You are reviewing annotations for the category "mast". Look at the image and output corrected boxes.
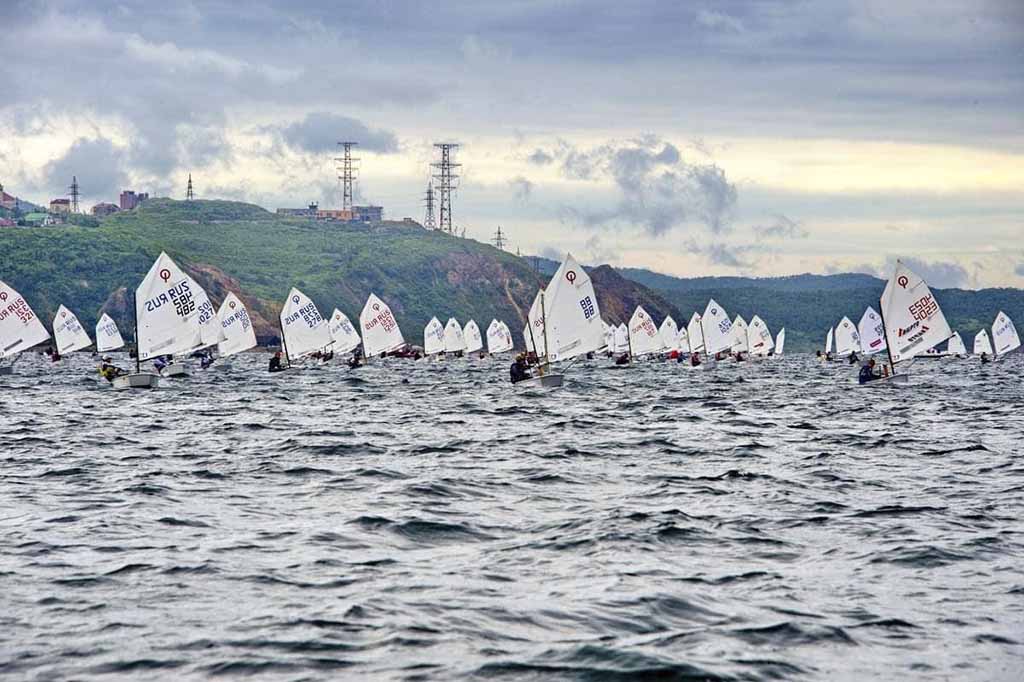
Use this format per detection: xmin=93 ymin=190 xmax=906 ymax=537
xmin=877 ymin=295 xmax=896 ymax=375
xmin=132 ymin=291 xmax=140 ymax=373
xmin=539 ymin=290 xmax=549 ymax=376
xmin=627 ymin=320 xmax=634 ymax=364
xmin=279 ymin=318 xmax=291 ymax=368
xmin=699 ymin=313 xmax=709 ymax=361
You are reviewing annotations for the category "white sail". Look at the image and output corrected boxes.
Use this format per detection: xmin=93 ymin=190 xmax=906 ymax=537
xmin=195 ymin=286 xmax=223 ymax=350
xmin=675 ymin=327 xmax=691 ymax=354
xmin=360 ymin=293 xmax=405 ymax=357
xmin=747 ymin=315 xmax=773 ymax=356
xmin=834 ymin=316 xmax=862 ymax=355
xmin=95 ymin=313 xmax=125 ymax=352
xmin=486 ymin=319 xmax=506 ymax=354
xmin=600 ymin=319 xmax=614 ymax=352
xmin=463 ymin=319 xmax=483 ymax=353
xmin=974 ymin=329 xmax=993 ymax=356
xmin=879 ymin=261 xmax=953 ymax=364
xmin=280 ymin=287 xmax=330 ymax=360
xmin=628 ymin=306 xmax=663 ymax=357
xmin=136 ymin=252 xmax=205 ymax=361
xmin=524 ymin=291 xmax=548 ymax=357
xmin=992 ymin=311 xmax=1021 ymax=357
xmin=444 ymin=318 xmax=466 ymax=353
xmin=659 ymin=316 xmax=678 ymax=351
xmin=687 ymin=313 xmax=705 ymax=353
xmin=217 ymin=292 xmax=257 ymax=358
xmin=327 ymin=308 xmax=361 ymax=354
xmin=947 ymin=331 xmax=966 ymax=356
xmin=613 ymin=323 xmax=629 ymax=353
xmin=701 ymin=299 xmax=733 ymax=355
xmin=775 ymin=328 xmax=786 ymax=355
xmin=858 ymin=306 xmax=887 ymax=355
xmin=540 ymin=253 xmax=604 ymax=362
xmin=53 ymin=305 xmax=92 ymax=353
xmin=0 ymin=280 xmax=51 ymax=359
xmin=730 ymin=315 xmax=749 ymax=353
xmin=825 ymin=326 xmax=834 ymax=354
xmin=424 ymin=317 xmax=445 ymax=355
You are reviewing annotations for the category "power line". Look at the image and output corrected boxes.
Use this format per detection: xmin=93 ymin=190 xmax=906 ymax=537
xmin=431 ymin=143 xmax=460 ymax=234
xmin=335 ymin=142 xmax=359 ymax=212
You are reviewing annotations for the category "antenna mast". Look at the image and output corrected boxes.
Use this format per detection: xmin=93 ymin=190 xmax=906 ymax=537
xmin=186 ymin=173 xmax=194 ymax=201
xmin=335 ymin=142 xmax=359 ymax=211
xmin=431 ymin=143 xmax=460 ymax=234
xmin=69 ymin=176 xmax=80 ymax=213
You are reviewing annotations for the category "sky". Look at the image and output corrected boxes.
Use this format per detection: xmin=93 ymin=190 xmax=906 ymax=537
xmin=2 ymin=0 xmax=1023 ymax=288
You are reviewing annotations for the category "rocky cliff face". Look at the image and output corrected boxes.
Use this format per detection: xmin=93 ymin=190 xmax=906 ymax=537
xmin=589 ymin=265 xmax=681 ymax=326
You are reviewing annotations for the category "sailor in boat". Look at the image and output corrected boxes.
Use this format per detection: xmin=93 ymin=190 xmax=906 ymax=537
xmin=47 ymin=347 xmax=61 ymax=362
xmin=858 ymin=358 xmax=882 ymax=384
xmin=268 ymin=351 xmax=286 ymax=373
xmin=510 ymin=354 xmax=532 ymax=384
xmin=689 ymin=352 xmax=701 ymax=366
xmin=192 ymin=348 xmax=214 ymax=370
xmin=347 ymin=346 xmax=364 ymax=369
xmin=98 ymin=356 xmax=127 ymax=383
xmin=153 ymin=355 xmax=170 ymax=373
xmin=479 ymin=350 xmax=487 ymax=359
xmin=614 ymin=352 xmax=630 ymax=365
xmin=848 ymin=351 xmax=859 ymax=365
xmin=734 ymin=351 xmax=746 ymax=362
xmin=980 ymin=352 xmax=991 ymax=365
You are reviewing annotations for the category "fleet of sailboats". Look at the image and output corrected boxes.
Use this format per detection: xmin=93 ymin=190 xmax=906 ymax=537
xmin=2 ymin=253 xmax=1020 ymax=389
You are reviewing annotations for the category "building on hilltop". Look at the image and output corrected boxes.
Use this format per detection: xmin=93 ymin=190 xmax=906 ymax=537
xmin=276 ymin=202 xmax=319 ymax=218
xmin=352 ymin=205 xmax=383 ymax=222
xmin=317 ymin=208 xmax=353 ymax=221
xmin=119 ymin=190 xmax=149 ymax=211
xmin=0 ymin=218 xmax=15 ymax=228
xmin=49 ymin=198 xmax=71 ymax=214
xmin=22 ymin=212 xmax=52 ymax=227
xmin=92 ymin=202 xmax=120 ymax=217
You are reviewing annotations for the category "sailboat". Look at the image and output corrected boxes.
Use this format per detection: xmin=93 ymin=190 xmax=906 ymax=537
xmin=443 ymin=318 xmax=466 ymax=355
xmin=774 ymin=328 xmax=786 ymax=356
xmin=128 ymin=252 xmax=210 ymax=389
xmin=864 ymin=260 xmax=953 ymax=386
xmin=612 ymin=323 xmax=629 ymax=355
xmin=747 ymin=315 xmax=773 ymax=357
xmin=95 ymin=313 xmax=125 ymax=353
xmin=521 ymin=253 xmax=604 ymax=387
xmin=424 ymin=317 xmax=445 ymax=356
xmin=834 ymin=316 xmax=862 ymax=358
xmin=823 ymin=326 xmax=834 ymax=360
xmin=687 ymin=313 xmax=705 ymax=359
xmin=279 ymin=288 xmax=331 ymax=366
xmin=524 ymin=291 xmax=548 ymax=359
xmin=857 ymin=307 xmax=887 ymax=355
xmin=216 ymin=292 xmax=258 ymax=361
xmin=628 ymin=306 xmax=663 ymax=361
xmin=730 ymin=315 xmax=749 ymax=358
xmin=0 ymin=280 xmax=51 ymax=375
xmin=700 ymin=299 xmax=732 ymax=365
xmin=658 ymin=316 xmax=678 ymax=355
xmin=947 ymin=331 xmax=967 ymax=358
xmin=53 ymin=305 xmax=93 ymax=356
xmin=486 ymin=319 xmax=511 ymax=355
xmin=359 ymin=293 xmax=405 ymax=359
xmin=499 ymin=321 xmax=514 ymax=352
xmin=464 ymin=319 xmax=484 ymax=354
xmin=674 ymin=326 xmax=691 ymax=355
xmin=974 ymin=329 xmax=993 ymax=357
xmin=991 ymin=311 xmax=1021 ymax=360
xmin=328 ymin=308 xmax=361 ymax=354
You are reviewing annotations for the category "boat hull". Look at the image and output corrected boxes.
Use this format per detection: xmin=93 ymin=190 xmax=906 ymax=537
xmin=859 ymin=373 xmax=909 ymax=387
xmin=112 ymin=373 xmax=160 ymax=390
xmin=516 ymin=373 xmax=564 ymax=388
xmin=160 ymin=363 xmax=188 ymax=377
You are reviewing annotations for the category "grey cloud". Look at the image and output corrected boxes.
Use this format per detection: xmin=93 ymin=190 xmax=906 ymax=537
xmin=885 ymin=256 xmax=969 ymax=289
xmin=508 ymin=176 xmax=533 ymax=202
xmin=685 ymin=239 xmax=754 ymax=269
xmin=544 ymin=135 xmax=738 ymax=236
xmin=277 ymin=112 xmax=399 ymax=155
xmin=527 ymin=149 xmax=554 ymax=165
xmin=754 ymin=213 xmax=809 ymax=239
xmin=42 ymin=137 xmax=128 ymax=203
xmin=696 ymin=9 xmax=745 ymax=33
xmin=539 ymin=246 xmax=562 ymax=262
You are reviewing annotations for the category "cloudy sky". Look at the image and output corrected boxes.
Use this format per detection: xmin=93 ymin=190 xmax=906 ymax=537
xmin=3 ymin=0 xmax=1022 ymax=287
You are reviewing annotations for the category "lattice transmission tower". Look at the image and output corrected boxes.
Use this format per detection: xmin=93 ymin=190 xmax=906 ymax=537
xmin=423 ymin=182 xmax=436 ymax=229
xmin=431 ymin=143 xmax=460 ymax=234
xmin=335 ymin=142 xmax=359 ymax=211
xmin=186 ymin=173 xmax=194 ymax=200
xmin=69 ymin=176 xmax=80 ymax=213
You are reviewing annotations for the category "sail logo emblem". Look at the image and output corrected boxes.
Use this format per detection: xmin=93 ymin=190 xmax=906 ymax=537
xmin=292 ymin=295 xmax=300 ymax=304
xmin=372 ymin=303 xmax=380 ymax=311
xmin=61 ymin=311 xmax=66 ymax=318
xmin=159 ymin=268 xmax=171 ymax=282
xmin=566 ymin=270 xmax=577 ymax=283
xmin=711 ymin=308 xmax=718 ymax=315
xmin=0 ymin=292 xmax=6 ymax=301
xmin=897 ymin=275 xmax=909 ymax=288
xmin=229 ymin=302 xmax=236 ymax=309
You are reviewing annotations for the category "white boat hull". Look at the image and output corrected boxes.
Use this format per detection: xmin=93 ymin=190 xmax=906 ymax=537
xmin=516 ymin=373 xmax=564 ymax=388
xmin=112 ymin=373 xmax=160 ymax=390
xmin=160 ymin=363 xmax=188 ymax=377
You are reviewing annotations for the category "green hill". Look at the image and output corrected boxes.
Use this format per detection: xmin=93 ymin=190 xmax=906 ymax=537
xmin=0 ymin=199 xmax=550 ymax=346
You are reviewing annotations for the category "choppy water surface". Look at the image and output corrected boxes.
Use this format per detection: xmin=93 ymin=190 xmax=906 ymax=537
xmin=2 ymin=352 xmax=1023 ymax=681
